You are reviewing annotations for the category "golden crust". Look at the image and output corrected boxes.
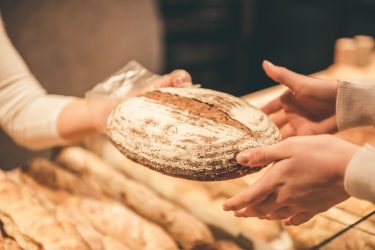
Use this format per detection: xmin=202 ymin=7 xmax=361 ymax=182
xmin=0 ymin=174 xmax=90 ymax=250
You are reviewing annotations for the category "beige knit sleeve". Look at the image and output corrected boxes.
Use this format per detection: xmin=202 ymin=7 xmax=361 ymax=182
xmin=336 ymin=80 xmax=375 ymax=130
xmin=0 ymin=15 xmax=74 ymax=150
xmin=344 ymin=144 xmax=375 ymax=203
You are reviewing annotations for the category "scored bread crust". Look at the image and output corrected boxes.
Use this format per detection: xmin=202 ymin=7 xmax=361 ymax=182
xmin=107 ymin=87 xmax=280 ymax=181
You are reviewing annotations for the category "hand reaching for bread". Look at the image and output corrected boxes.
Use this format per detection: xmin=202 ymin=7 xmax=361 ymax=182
xmin=57 ymin=69 xmax=192 ymax=140
xmin=261 ymin=60 xmax=338 ymax=139
xmin=223 ymin=135 xmax=359 ymax=226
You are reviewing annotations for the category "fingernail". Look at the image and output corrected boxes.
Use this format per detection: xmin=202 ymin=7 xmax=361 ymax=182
xmin=173 ymin=75 xmax=190 ymax=87
xmin=222 ymin=204 xmax=229 ymax=211
xmin=236 ymin=151 xmax=250 ymax=165
xmin=264 ymin=60 xmax=275 ymax=67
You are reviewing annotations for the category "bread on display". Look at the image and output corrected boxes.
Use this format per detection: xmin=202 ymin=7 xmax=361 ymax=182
xmin=107 ymin=87 xmax=280 ymax=181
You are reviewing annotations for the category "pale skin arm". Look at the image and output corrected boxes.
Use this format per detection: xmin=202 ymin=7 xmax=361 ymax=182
xmin=1 ymin=13 xmax=192 ymax=148
xmin=57 ymin=70 xmax=191 ymax=141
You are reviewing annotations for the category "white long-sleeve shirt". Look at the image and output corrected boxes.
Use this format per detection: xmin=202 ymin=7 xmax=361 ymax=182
xmin=337 ymin=80 xmax=375 ymax=203
xmin=0 ymin=16 xmax=73 ymax=150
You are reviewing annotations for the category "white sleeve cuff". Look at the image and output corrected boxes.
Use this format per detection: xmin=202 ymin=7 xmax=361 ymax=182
xmin=10 ymin=95 xmax=76 ymax=150
xmin=336 ymin=80 xmax=375 ymax=131
xmin=344 ymin=144 xmax=375 ymax=203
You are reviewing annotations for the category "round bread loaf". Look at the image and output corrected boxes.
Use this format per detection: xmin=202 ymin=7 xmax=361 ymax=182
xmin=106 ymin=87 xmax=280 ymax=181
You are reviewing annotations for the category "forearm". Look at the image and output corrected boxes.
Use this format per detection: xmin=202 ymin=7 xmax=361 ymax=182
xmin=0 ymin=15 xmax=102 ymax=150
xmin=337 ymin=80 xmax=375 ymax=130
xmin=57 ymin=97 xmax=117 ymax=141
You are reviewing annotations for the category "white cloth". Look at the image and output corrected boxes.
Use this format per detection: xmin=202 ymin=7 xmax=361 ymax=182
xmin=0 ymin=16 xmax=73 ymax=150
xmin=337 ymin=80 xmax=375 ymax=203
xmin=345 ymin=144 xmax=375 ymax=203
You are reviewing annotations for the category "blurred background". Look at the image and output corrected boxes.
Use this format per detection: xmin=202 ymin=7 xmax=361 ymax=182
xmin=0 ymin=0 xmax=375 ymax=167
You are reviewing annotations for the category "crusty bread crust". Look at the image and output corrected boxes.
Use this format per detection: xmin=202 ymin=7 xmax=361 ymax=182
xmin=107 ymin=87 xmax=279 ymax=181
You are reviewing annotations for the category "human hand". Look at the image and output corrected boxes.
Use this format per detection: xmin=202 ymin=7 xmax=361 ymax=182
xmin=124 ymin=69 xmax=192 ymax=98
xmin=88 ymin=69 xmax=192 ymax=133
xmin=223 ymin=135 xmax=359 ymax=226
xmin=262 ymin=60 xmax=339 ymax=139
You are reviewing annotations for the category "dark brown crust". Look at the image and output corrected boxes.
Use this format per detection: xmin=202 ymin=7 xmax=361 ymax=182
xmin=144 ymin=91 xmax=253 ymax=135
xmin=109 ymin=138 xmax=262 ymax=181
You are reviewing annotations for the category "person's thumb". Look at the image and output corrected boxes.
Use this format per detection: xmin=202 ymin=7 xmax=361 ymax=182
xmin=262 ymin=60 xmax=309 ymax=92
xmin=236 ymin=142 xmax=288 ymax=167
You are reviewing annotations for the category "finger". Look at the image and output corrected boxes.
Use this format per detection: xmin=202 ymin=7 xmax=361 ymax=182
xmin=266 ymin=206 xmax=294 ymax=220
xmin=234 ymin=192 xmax=279 ymax=218
xmin=261 ymin=96 xmax=283 ymax=115
xmin=269 ymin=110 xmax=288 ymax=128
xmin=223 ymin=168 xmax=281 ymax=211
xmin=262 ymin=60 xmax=309 ymax=93
xmin=151 ymin=70 xmax=192 ymax=89
xmin=279 ymin=124 xmax=296 ymax=139
xmin=236 ymin=141 xmax=291 ymax=167
xmin=234 ymin=206 xmax=265 ymax=218
xmin=253 ymin=192 xmax=279 ymax=216
xmin=283 ymin=212 xmax=314 ymax=226
xmin=169 ymin=69 xmax=192 ymax=87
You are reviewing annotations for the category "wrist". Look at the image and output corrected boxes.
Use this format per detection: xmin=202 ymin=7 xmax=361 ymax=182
xmin=85 ymin=97 xmax=120 ymax=133
xmin=335 ymin=141 xmax=360 ymax=182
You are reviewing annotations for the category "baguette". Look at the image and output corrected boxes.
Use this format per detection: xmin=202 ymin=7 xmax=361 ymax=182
xmin=107 ymin=87 xmax=279 ymax=181
xmin=9 ymin=169 xmax=130 ymax=250
xmin=64 ymin=197 xmax=178 ymax=250
xmin=0 ymin=236 xmax=22 ymax=250
xmin=56 ymin=147 xmax=215 ymax=249
xmin=55 ymin=206 xmax=130 ymax=250
xmin=285 ymin=210 xmax=375 ymax=250
xmin=25 ymin=158 xmax=103 ymax=199
xmin=11 ymin=169 xmax=175 ymax=250
xmin=0 ymin=172 xmax=90 ymax=250
xmin=323 ymin=207 xmax=375 ymax=234
xmin=336 ymin=198 xmax=375 ymax=224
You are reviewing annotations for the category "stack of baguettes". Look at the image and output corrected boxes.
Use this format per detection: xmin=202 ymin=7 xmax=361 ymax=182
xmin=86 ymin=133 xmax=375 ymax=250
xmin=0 ymin=146 xmax=269 ymax=250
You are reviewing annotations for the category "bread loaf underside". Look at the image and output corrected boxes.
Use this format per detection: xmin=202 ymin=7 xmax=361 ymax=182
xmin=107 ymin=87 xmax=280 ymax=181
